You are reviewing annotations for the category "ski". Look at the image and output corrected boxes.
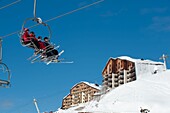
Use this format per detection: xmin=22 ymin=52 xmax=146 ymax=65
xmin=45 ymin=50 xmax=64 ymax=65
xmin=31 ymin=45 xmax=60 ymax=63
xmin=46 ymin=59 xmax=73 ymax=65
xmin=58 ymin=50 xmax=64 ymax=56
xmin=53 ymin=61 xmax=73 ymax=64
xmin=28 ymin=45 xmax=59 ymax=61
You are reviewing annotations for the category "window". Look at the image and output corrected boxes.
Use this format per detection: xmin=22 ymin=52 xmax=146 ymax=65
xmin=76 ymin=86 xmax=79 ymax=88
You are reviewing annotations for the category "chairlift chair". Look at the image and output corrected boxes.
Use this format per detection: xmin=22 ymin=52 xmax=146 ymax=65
xmin=0 ymin=62 xmax=11 ymax=88
xmin=19 ymin=17 xmax=52 ymax=48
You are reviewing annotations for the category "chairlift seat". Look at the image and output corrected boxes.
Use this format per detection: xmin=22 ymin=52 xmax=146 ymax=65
xmin=0 ymin=79 xmax=10 ymax=85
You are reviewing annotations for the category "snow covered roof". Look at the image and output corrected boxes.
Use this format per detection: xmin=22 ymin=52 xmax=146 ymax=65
xmin=63 ymin=93 xmax=71 ymax=100
xmin=72 ymin=81 xmax=101 ymax=90
xmin=102 ymin=56 xmax=164 ymax=73
xmin=116 ymin=56 xmax=163 ymax=65
xmin=63 ymin=82 xmax=101 ymax=100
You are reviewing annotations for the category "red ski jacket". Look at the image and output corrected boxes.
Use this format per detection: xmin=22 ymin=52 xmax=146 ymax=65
xmin=38 ymin=41 xmax=46 ymax=50
xmin=22 ymin=31 xmax=31 ymax=42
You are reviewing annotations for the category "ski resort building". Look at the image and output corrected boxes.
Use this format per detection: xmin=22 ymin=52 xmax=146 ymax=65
xmin=61 ymin=82 xmax=101 ymax=109
xmin=102 ymin=56 xmax=165 ymax=89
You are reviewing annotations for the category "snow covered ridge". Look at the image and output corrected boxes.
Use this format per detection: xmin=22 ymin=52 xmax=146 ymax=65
xmin=56 ymin=70 xmax=170 ymax=113
xmin=115 ymin=56 xmax=165 ymax=77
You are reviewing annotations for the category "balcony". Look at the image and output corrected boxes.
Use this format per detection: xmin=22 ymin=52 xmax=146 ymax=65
xmin=131 ymin=67 xmax=135 ymax=71
xmin=108 ymin=84 xmax=112 ymax=88
xmin=108 ymin=81 xmax=112 ymax=85
xmin=118 ymin=75 xmax=124 ymax=79
xmin=127 ymin=74 xmax=132 ymax=78
xmin=128 ymin=73 xmax=135 ymax=79
xmin=105 ymin=74 xmax=108 ymax=78
xmin=114 ymin=74 xmax=119 ymax=78
xmin=103 ymin=79 xmax=108 ymax=84
xmin=114 ymin=78 xmax=118 ymax=82
xmin=108 ymin=74 xmax=112 ymax=78
xmin=104 ymin=81 xmax=108 ymax=86
xmin=126 ymin=74 xmax=130 ymax=79
xmin=104 ymin=77 xmax=108 ymax=81
xmin=127 ymin=78 xmax=132 ymax=82
xmin=114 ymin=83 xmax=119 ymax=87
xmin=129 ymin=67 xmax=135 ymax=73
xmin=119 ymin=80 xmax=124 ymax=84
xmin=114 ymin=82 xmax=119 ymax=86
xmin=119 ymin=70 xmax=124 ymax=75
xmin=131 ymin=72 xmax=136 ymax=77
xmin=132 ymin=76 xmax=136 ymax=81
xmin=108 ymin=79 xmax=112 ymax=82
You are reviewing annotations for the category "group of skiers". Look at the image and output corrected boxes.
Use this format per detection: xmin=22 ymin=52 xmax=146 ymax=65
xmin=21 ymin=28 xmax=58 ymax=58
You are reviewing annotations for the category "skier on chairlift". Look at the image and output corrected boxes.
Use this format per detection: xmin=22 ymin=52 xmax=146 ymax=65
xmin=22 ymin=28 xmax=42 ymax=55
xmin=29 ymin=31 xmax=39 ymax=49
xmin=43 ymin=37 xmax=58 ymax=59
xmin=19 ymin=0 xmax=72 ymax=64
xmin=22 ymin=28 xmax=31 ymax=45
xmin=22 ymin=28 xmax=39 ymax=50
xmin=37 ymin=36 xmax=46 ymax=50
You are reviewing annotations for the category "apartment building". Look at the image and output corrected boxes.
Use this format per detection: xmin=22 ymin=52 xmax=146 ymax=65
xmin=102 ymin=57 xmax=136 ymax=89
xmin=102 ymin=56 xmax=165 ymax=89
xmin=62 ymin=82 xmax=100 ymax=109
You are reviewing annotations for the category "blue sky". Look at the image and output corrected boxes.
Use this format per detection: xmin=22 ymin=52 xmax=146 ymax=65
xmin=0 ymin=0 xmax=170 ymax=112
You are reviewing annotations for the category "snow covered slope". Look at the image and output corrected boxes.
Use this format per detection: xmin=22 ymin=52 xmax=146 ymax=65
xmin=56 ymin=70 xmax=170 ymax=113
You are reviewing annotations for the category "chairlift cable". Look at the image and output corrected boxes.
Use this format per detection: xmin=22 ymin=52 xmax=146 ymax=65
xmin=1 ymin=0 xmax=105 ymax=39
xmin=45 ymin=0 xmax=104 ymax=23
xmin=0 ymin=0 xmax=21 ymax=10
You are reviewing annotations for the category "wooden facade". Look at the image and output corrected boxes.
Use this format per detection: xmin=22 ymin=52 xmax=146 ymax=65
xmin=102 ymin=58 xmax=136 ymax=89
xmin=62 ymin=82 xmax=100 ymax=109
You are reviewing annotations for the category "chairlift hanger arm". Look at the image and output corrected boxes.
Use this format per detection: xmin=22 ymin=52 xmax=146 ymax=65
xmin=0 ymin=38 xmax=2 ymax=62
xmin=34 ymin=0 xmax=37 ymax=18
xmin=20 ymin=17 xmax=52 ymax=40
